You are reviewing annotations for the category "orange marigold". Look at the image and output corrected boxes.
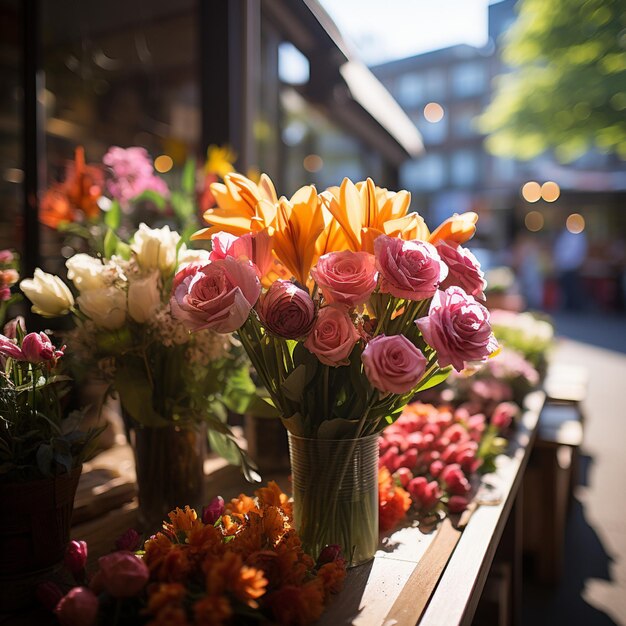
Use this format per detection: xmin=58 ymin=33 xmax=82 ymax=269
xmin=226 ymin=493 xmax=258 ymax=519
xmin=193 ymin=595 xmax=233 ymax=626
xmin=187 ymin=523 xmax=225 ymax=560
xmin=265 ymin=579 xmax=326 ymax=626
xmin=145 ymin=582 xmax=187 ymax=626
xmin=255 ymin=481 xmax=290 ymax=512
xmin=157 ymin=545 xmax=192 ymax=583
xmin=379 ymin=467 xmax=412 ymax=533
xmin=144 ymin=533 xmax=174 ymax=574
xmin=165 ymin=506 xmax=200 ymax=535
xmin=316 ymin=561 xmax=347 ymax=598
xmin=204 ymin=550 xmax=267 ymax=607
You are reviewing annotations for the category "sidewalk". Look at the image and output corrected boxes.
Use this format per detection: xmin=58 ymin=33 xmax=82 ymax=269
xmin=522 ymin=313 xmax=626 ymax=626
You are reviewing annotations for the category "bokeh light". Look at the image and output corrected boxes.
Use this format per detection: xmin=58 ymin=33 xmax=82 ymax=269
xmin=524 ymin=210 xmax=544 ymax=232
xmin=303 ymin=154 xmax=323 ymax=172
xmin=566 ymin=213 xmax=585 ymax=234
xmin=154 ymin=154 xmax=173 ymax=173
xmin=541 ymin=181 xmax=560 ymax=202
xmin=521 ymin=181 xmax=541 ymax=202
xmin=424 ymin=102 xmax=444 ymax=123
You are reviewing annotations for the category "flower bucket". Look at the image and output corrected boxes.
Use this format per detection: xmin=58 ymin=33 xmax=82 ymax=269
xmin=129 ymin=423 xmax=206 ymax=532
xmin=0 ymin=466 xmax=82 ymax=612
xmin=288 ymin=433 xmax=379 ymax=567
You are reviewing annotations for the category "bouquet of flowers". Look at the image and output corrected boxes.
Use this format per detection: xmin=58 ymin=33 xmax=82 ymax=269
xmin=46 ymin=483 xmax=346 ymax=626
xmin=171 ymin=172 xmax=498 ymax=563
xmin=0 ymin=323 xmax=101 ymax=481
xmin=20 ymin=224 xmax=256 ymax=527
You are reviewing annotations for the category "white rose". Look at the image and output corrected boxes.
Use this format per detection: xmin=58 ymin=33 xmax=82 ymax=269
xmin=128 ymin=271 xmax=161 ymax=323
xmin=77 ymin=286 xmax=127 ymax=330
xmin=66 ymin=254 xmax=107 ymax=291
xmin=20 ymin=268 xmax=75 ymax=317
xmin=131 ymin=223 xmax=180 ymax=273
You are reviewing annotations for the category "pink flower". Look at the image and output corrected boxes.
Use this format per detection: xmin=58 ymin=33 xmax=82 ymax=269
xmin=394 ymin=467 xmax=413 ymax=487
xmin=304 ymin=306 xmax=359 ymax=367
xmin=103 ymin=146 xmax=168 ymax=205
xmin=210 ymin=230 xmax=273 ymax=279
xmin=311 ymin=250 xmax=378 ymax=307
xmin=115 ymin=528 xmax=142 ymax=552
xmin=0 ymin=249 xmax=14 ymax=263
xmin=202 ymin=496 xmax=225 ymax=525
xmin=171 ymin=257 xmax=261 ymax=333
xmin=97 ymin=551 xmax=149 ymax=598
xmin=436 ymin=241 xmax=486 ymax=300
xmin=3 ymin=316 xmax=25 ymax=339
xmin=21 ymin=332 xmax=64 ymax=365
xmin=64 ymin=540 xmax=88 ymax=576
xmin=448 ymin=495 xmax=470 ymax=514
xmin=416 ymin=287 xmax=498 ymax=372
xmin=317 ymin=544 xmax=344 ymax=566
xmin=440 ymin=463 xmax=471 ymax=495
xmin=491 ymin=402 xmax=518 ymax=430
xmin=407 ymin=477 xmax=442 ymax=510
xmin=0 ymin=286 xmax=10 ymax=301
xmin=362 ymin=334 xmax=427 ymax=395
xmin=55 ymin=587 xmax=98 ymax=626
xmin=0 ymin=268 xmax=19 ymax=287
xmin=374 ymin=235 xmax=447 ymax=301
xmin=0 ymin=333 xmax=24 ymax=360
xmin=257 ymin=280 xmax=316 ymax=339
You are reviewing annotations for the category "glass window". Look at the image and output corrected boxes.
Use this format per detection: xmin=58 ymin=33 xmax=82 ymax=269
xmin=451 ymin=149 xmax=479 ymax=187
xmin=413 ymin=114 xmax=448 ymax=145
xmin=396 ymin=73 xmax=423 ymax=108
xmin=278 ymin=42 xmax=309 ymax=85
xmin=452 ymin=105 xmax=480 ymax=138
xmin=451 ymin=61 xmax=488 ymax=98
xmin=424 ymin=68 xmax=446 ymax=100
xmin=491 ymin=156 xmax=517 ymax=182
xmin=401 ymin=154 xmax=446 ymax=191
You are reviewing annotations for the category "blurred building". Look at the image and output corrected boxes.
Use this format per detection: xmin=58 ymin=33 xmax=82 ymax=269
xmin=0 ymin=0 xmax=421 ymax=276
xmin=372 ymin=0 xmax=626 ymax=265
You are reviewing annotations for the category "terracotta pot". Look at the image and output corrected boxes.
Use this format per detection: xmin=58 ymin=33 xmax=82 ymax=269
xmin=0 ymin=466 xmax=82 ymax=612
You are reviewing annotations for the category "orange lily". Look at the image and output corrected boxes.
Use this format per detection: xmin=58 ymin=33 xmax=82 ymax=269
xmin=193 ymin=173 xmax=278 ymax=240
xmin=272 ymin=186 xmax=325 ymax=285
xmin=322 ymin=178 xmax=427 ymax=253
xmin=428 ymin=212 xmax=478 ymax=245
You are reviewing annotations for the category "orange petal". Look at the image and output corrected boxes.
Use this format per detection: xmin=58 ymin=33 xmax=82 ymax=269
xmin=428 ymin=212 xmax=478 ymax=245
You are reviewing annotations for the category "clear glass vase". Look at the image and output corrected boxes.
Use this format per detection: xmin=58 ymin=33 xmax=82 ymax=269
xmin=288 ymin=432 xmax=379 ymax=567
xmin=130 ymin=423 xmax=206 ymax=532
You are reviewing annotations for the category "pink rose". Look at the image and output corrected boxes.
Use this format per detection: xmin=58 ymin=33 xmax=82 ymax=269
xmin=210 ymin=230 xmax=273 ymax=278
xmin=202 ymin=496 xmax=225 ymax=525
xmin=362 ymin=334 xmax=427 ymax=395
xmin=407 ymin=477 xmax=442 ymax=510
xmin=436 ymin=241 xmax=486 ymax=300
xmin=21 ymin=332 xmax=64 ymax=365
xmin=0 ymin=249 xmax=14 ymax=264
xmin=394 ymin=467 xmax=413 ymax=487
xmin=311 ymin=250 xmax=378 ymax=307
xmin=374 ymin=235 xmax=447 ymax=301
xmin=491 ymin=402 xmax=518 ymax=430
xmin=448 ymin=495 xmax=470 ymax=514
xmin=170 ymin=257 xmax=261 ymax=333
xmin=440 ymin=463 xmax=471 ymax=495
xmin=304 ymin=306 xmax=359 ymax=367
xmin=115 ymin=528 xmax=142 ymax=552
xmin=0 ymin=333 xmax=24 ymax=360
xmin=257 ymin=280 xmax=315 ymax=339
xmin=97 ymin=551 xmax=149 ymax=598
xmin=55 ymin=587 xmax=98 ymax=626
xmin=416 ymin=287 xmax=498 ymax=372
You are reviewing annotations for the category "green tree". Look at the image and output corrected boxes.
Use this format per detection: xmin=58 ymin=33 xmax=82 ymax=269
xmin=480 ymin=0 xmax=626 ymax=162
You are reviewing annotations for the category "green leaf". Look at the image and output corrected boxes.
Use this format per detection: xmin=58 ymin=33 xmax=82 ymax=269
xmin=170 ymin=192 xmax=194 ymax=221
xmin=208 ymin=429 xmax=241 ymax=466
xmin=281 ymin=412 xmax=305 ymax=436
xmin=280 ymin=365 xmax=306 ymax=402
xmin=317 ymin=418 xmax=361 ymax=439
xmin=36 ymin=444 xmax=53 ymax=476
xmin=103 ymin=229 xmax=120 ymax=259
xmin=245 ymin=396 xmax=280 ymax=419
xmin=221 ymin=366 xmax=257 ymax=414
xmin=133 ymin=189 xmax=167 ymax=210
xmin=181 ymin=159 xmax=196 ymax=194
xmin=114 ymin=360 xmax=168 ymax=427
xmin=415 ymin=366 xmax=452 ymax=393
xmin=116 ymin=241 xmax=132 ymax=260
xmin=104 ymin=200 xmax=121 ymax=230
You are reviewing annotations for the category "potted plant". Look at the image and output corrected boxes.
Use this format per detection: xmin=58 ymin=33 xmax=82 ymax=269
xmin=0 ymin=322 xmax=102 ymax=611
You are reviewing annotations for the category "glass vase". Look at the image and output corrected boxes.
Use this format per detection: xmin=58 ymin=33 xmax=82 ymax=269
xmin=130 ymin=423 xmax=206 ymax=532
xmin=288 ymin=432 xmax=379 ymax=567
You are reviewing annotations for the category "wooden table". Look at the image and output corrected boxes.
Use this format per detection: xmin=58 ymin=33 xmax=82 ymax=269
xmin=318 ymin=391 xmax=544 ymax=626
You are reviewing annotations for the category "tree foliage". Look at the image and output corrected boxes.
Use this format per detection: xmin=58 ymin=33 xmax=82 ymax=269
xmin=480 ymin=0 xmax=626 ymax=162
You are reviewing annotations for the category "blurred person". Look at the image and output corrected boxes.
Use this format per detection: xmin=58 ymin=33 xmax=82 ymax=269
xmin=512 ymin=232 xmax=544 ymax=310
xmin=553 ymin=226 xmax=588 ymax=311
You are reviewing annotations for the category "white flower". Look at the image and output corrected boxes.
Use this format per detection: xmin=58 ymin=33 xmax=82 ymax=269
xmin=66 ymin=254 xmax=107 ymax=291
xmin=177 ymin=247 xmax=210 ymax=268
xmin=20 ymin=268 xmax=74 ymax=317
xmin=131 ymin=223 xmax=180 ymax=273
xmin=77 ymin=286 xmax=127 ymax=330
xmin=127 ymin=271 xmax=161 ymax=323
